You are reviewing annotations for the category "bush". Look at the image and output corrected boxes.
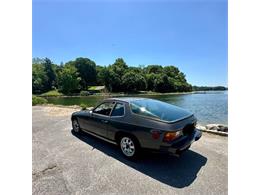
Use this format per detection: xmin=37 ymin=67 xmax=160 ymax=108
xmin=80 ymin=91 xmax=91 ymax=96
xmin=32 ymin=96 xmax=48 ymax=106
xmin=80 ymin=103 xmax=87 ymax=110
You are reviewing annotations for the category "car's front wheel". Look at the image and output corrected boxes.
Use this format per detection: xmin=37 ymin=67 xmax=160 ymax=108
xmin=72 ymin=119 xmax=81 ymax=133
xmin=119 ymin=136 xmax=139 ymax=159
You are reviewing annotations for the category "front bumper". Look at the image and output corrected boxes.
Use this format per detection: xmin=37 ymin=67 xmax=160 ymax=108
xmin=160 ymin=128 xmax=202 ymax=155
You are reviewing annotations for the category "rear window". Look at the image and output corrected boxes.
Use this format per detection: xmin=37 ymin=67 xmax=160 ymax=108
xmin=130 ymin=99 xmax=192 ymax=122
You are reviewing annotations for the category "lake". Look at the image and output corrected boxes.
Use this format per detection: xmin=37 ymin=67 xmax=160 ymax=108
xmin=46 ymin=91 xmax=228 ymax=126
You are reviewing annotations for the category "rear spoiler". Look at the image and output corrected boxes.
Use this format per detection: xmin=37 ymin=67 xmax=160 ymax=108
xmin=167 ymin=114 xmax=195 ymax=124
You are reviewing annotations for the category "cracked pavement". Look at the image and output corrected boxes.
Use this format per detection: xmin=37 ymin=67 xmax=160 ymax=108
xmin=32 ymin=106 xmax=228 ymax=195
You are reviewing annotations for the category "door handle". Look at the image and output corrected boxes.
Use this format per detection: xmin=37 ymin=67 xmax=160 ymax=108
xmin=101 ymin=119 xmax=109 ymax=124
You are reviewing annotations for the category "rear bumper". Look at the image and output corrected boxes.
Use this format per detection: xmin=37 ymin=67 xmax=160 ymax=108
xmin=160 ymin=128 xmax=202 ymax=155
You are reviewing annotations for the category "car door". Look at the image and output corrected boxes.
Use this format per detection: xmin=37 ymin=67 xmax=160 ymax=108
xmin=87 ymin=101 xmax=115 ymax=137
xmin=107 ymin=102 xmax=126 ymax=140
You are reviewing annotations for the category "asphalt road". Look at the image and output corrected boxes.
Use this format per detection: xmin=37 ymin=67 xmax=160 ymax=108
xmin=32 ymin=106 xmax=228 ymax=195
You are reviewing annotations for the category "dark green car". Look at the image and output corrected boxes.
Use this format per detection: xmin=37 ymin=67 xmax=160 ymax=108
xmin=71 ymin=97 xmax=202 ymax=159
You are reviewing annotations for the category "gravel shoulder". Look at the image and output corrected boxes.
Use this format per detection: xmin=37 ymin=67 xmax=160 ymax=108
xmin=32 ymin=106 xmax=228 ymax=195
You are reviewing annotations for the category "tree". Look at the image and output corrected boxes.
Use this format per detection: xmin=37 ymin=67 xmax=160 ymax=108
xmin=106 ymin=69 xmax=121 ymax=92
xmin=103 ymin=58 xmax=128 ymax=92
xmin=145 ymin=73 xmax=157 ymax=91
xmin=32 ymin=63 xmax=48 ymax=94
xmin=111 ymin=58 xmax=128 ymax=78
xmin=145 ymin=65 xmax=163 ymax=74
xmin=43 ymin=58 xmax=56 ymax=90
xmin=32 ymin=57 xmax=45 ymax=64
xmin=95 ymin=66 xmax=116 ymax=91
xmin=57 ymin=65 xmax=81 ymax=94
xmin=122 ymin=71 xmax=147 ymax=92
xmin=32 ymin=56 xmax=193 ymax=94
xmin=96 ymin=65 xmax=106 ymax=85
xmin=68 ymin=57 xmax=96 ymax=89
xmin=154 ymin=74 xmax=171 ymax=92
xmin=163 ymin=66 xmax=180 ymax=78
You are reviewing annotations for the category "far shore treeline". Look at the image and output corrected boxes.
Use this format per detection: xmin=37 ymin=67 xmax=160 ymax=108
xmin=32 ymin=57 xmax=227 ymax=95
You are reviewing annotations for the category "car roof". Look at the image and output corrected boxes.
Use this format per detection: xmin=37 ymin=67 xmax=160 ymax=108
xmin=105 ymin=97 xmax=148 ymax=103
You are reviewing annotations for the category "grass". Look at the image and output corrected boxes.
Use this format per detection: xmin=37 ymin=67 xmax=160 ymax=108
xmin=40 ymin=90 xmax=63 ymax=97
xmin=88 ymin=86 xmax=104 ymax=90
xmin=32 ymin=96 xmax=48 ymax=105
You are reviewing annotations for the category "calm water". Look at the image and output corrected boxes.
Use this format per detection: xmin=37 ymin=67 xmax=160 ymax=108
xmin=47 ymin=91 xmax=228 ymax=125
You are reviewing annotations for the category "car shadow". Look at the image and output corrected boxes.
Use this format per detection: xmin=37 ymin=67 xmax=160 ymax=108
xmin=71 ymin=130 xmax=207 ymax=188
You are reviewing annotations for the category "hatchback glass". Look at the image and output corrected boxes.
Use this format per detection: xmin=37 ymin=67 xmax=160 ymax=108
xmin=130 ymin=99 xmax=192 ymax=122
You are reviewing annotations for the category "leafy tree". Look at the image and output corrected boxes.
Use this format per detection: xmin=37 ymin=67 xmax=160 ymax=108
xmin=96 ymin=65 xmax=106 ymax=85
xmin=154 ymin=74 xmax=171 ymax=92
xmin=104 ymin=58 xmax=128 ymax=92
xmin=145 ymin=65 xmax=163 ymax=74
xmin=122 ymin=71 xmax=147 ymax=92
xmin=106 ymin=69 xmax=121 ymax=92
xmin=94 ymin=65 xmax=111 ymax=91
xmin=43 ymin=58 xmax=56 ymax=90
xmin=168 ymin=77 xmax=176 ymax=91
xmin=110 ymin=58 xmax=128 ymax=78
xmin=32 ymin=57 xmax=45 ymax=64
xmin=32 ymin=63 xmax=48 ymax=94
xmin=32 ymin=56 xmax=193 ymax=94
xmin=57 ymin=65 xmax=81 ymax=94
xmin=68 ymin=57 xmax=96 ymax=89
xmin=163 ymin=66 xmax=180 ymax=78
xmin=145 ymin=73 xmax=157 ymax=91
xmin=128 ymin=66 xmax=143 ymax=74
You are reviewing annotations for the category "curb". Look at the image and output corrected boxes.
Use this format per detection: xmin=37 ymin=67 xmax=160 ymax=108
xmin=199 ymin=129 xmax=228 ymax=136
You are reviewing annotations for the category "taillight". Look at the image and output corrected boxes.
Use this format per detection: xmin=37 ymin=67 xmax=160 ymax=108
xmin=163 ymin=131 xmax=181 ymax=142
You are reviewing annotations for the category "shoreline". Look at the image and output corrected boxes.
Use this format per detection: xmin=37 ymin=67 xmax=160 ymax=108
xmin=37 ymin=90 xmax=228 ymax=98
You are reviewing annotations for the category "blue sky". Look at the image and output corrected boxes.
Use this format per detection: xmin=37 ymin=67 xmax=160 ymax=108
xmin=33 ymin=0 xmax=227 ymax=86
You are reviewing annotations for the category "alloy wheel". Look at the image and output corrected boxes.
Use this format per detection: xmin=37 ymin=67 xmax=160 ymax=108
xmin=73 ymin=120 xmax=80 ymax=133
xmin=120 ymin=137 xmax=135 ymax=157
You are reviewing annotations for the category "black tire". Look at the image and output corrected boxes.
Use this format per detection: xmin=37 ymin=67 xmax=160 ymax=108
xmin=119 ymin=135 xmax=140 ymax=160
xmin=72 ymin=118 xmax=81 ymax=133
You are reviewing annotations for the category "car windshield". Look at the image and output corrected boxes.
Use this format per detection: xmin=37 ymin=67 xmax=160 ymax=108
xmin=130 ymin=99 xmax=192 ymax=122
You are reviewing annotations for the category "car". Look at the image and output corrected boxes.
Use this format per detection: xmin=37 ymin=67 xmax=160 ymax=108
xmin=71 ymin=97 xmax=202 ymax=159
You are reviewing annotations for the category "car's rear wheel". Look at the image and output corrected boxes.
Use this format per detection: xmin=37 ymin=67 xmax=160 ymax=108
xmin=72 ymin=119 xmax=81 ymax=133
xmin=119 ymin=136 xmax=139 ymax=159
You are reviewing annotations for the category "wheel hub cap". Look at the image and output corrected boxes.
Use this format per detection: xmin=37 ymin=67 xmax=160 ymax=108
xmin=73 ymin=120 xmax=79 ymax=132
xmin=120 ymin=137 xmax=135 ymax=157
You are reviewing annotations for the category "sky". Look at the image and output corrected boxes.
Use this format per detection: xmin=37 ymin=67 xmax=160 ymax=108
xmin=33 ymin=0 xmax=227 ymax=86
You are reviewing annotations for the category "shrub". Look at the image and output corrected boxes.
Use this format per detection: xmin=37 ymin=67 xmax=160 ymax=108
xmin=80 ymin=103 xmax=87 ymax=110
xmin=80 ymin=91 xmax=91 ymax=96
xmin=32 ymin=96 xmax=48 ymax=106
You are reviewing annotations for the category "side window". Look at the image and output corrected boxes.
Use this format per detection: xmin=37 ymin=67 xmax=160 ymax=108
xmin=93 ymin=102 xmax=115 ymax=116
xmin=111 ymin=103 xmax=125 ymax=117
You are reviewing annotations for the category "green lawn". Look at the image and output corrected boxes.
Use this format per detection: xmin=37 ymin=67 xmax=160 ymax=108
xmin=40 ymin=90 xmax=63 ymax=97
xmin=88 ymin=86 xmax=105 ymax=90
